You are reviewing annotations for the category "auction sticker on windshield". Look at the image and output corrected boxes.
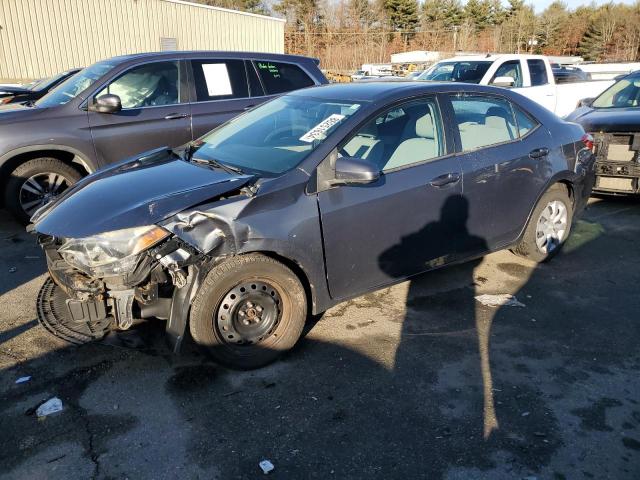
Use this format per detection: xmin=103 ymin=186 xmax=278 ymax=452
xmin=300 ymin=114 xmax=345 ymax=143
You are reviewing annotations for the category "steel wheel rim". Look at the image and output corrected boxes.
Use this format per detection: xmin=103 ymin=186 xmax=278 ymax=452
xmin=535 ymin=199 xmax=568 ymax=254
xmin=216 ymin=280 xmax=281 ymax=346
xmin=19 ymin=172 xmax=71 ymax=216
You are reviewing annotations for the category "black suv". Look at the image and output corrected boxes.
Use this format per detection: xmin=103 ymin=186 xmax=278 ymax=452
xmin=0 ymin=51 xmax=327 ymax=222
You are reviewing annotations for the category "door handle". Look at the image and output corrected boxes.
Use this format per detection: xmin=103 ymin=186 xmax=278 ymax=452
xmin=164 ymin=113 xmax=189 ymax=120
xmin=529 ymin=147 xmax=549 ymax=159
xmin=429 ymin=172 xmax=461 ymax=187
xmin=243 ymin=105 xmax=256 ymax=111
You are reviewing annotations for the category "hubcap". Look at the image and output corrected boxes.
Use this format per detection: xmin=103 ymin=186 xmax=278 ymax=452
xmin=535 ymin=199 xmax=568 ymax=254
xmin=216 ymin=281 xmax=281 ymax=345
xmin=19 ymin=172 xmax=71 ymax=216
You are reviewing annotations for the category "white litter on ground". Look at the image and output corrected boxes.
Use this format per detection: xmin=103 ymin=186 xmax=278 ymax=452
xmin=36 ymin=397 xmax=63 ymax=417
xmin=15 ymin=376 xmax=31 ymax=384
xmin=475 ymin=294 xmax=526 ymax=308
xmin=259 ymin=460 xmax=274 ymax=474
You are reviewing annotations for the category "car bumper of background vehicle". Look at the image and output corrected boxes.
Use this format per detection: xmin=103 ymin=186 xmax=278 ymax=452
xmin=591 ymin=132 xmax=640 ymax=195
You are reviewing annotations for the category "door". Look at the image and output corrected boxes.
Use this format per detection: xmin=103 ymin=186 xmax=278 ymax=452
xmin=88 ymin=60 xmax=192 ymax=166
xmin=318 ymin=97 xmax=465 ymax=300
xmin=522 ymin=58 xmax=556 ymax=112
xmin=188 ymin=59 xmax=257 ymax=139
xmin=447 ymin=93 xmax=552 ymax=249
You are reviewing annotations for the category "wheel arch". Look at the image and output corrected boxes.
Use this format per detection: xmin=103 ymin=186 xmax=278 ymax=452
xmin=0 ymin=145 xmax=96 ymax=189
xmin=252 ymin=250 xmax=318 ymax=316
xmin=516 ymin=173 xmax=576 ymax=245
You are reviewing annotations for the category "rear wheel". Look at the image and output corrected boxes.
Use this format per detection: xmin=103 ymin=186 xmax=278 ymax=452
xmin=5 ymin=157 xmax=82 ymax=224
xmin=189 ymin=254 xmax=307 ymax=369
xmin=512 ymin=184 xmax=573 ymax=263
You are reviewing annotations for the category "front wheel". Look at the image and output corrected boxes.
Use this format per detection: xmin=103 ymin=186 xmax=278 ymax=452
xmin=189 ymin=254 xmax=307 ymax=369
xmin=512 ymin=184 xmax=573 ymax=263
xmin=5 ymin=157 xmax=82 ymax=224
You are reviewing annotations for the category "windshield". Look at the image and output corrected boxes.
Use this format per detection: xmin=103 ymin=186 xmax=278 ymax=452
xmin=191 ymin=95 xmax=362 ymax=175
xmin=36 ymin=62 xmax=116 ymax=107
xmin=592 ymin=74 xmax=640 ymax=108
xmin=29 ymin=72 xmax=69 ymax=92
xmin=418 ymin=61 xmax=492 ymax=83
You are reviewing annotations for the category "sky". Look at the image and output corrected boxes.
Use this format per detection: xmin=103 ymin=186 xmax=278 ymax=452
xmin=515 ymin=0 xmax=637 ymax=12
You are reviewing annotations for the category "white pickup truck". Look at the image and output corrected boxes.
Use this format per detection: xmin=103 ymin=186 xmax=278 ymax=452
xmin=418 ymin=54 xmax=614 ymax=117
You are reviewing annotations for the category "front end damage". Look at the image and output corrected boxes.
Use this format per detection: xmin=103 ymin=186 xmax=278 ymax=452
xmin=34 ymin=188 xmax=256 ymax=352
xmin=36 ymin=231 xmax=206 ymax=350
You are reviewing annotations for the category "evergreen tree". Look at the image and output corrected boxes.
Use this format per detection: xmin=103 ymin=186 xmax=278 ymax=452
xmin=578 ymin=19 xmax=605 ymax=61
xmin=463 ymin=0 xmax=493 ymax=31
xmin=421 ymin=0 xmax=462 ymax=28
xmin=384 ymin=0 xmax=419 ymax=35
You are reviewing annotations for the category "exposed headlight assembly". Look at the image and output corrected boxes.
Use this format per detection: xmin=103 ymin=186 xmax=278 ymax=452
xmin=58 ymin=226 xmax=169 ymax=277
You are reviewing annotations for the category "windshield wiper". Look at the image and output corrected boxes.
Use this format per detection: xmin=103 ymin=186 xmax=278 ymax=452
xmin=195 ymin=157 xmax=244 ymax=175
xmin=181 ymin=142 xmax=244 ymax=174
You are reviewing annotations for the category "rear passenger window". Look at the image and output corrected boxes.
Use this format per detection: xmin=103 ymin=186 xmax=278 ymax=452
xmin=253 ymin=61 xmax=315 ymax=95
xmin=450 ymin=94 xmax=518 ymax=151
xmin=513 ymin=106 xmax=538 ymax=137
xmin=527 ymin=59 xmax=549 ymax=86
xmin=191 ymin=60 xmax=248 ymax=101
xmin=341 ymin=97 xmax=444 ymax=172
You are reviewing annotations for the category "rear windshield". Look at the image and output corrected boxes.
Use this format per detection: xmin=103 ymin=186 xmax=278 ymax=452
xmin=36 ymin=62 xmax=116 ymax=107
xmin=418 ymin=61 xmax=492 ymax=83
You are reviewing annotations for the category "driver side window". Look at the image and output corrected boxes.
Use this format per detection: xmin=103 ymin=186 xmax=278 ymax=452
xmin=341 ymin=97 xmax=445 ymax=172
xmin=96 ymin=61 xmax=180 ymax=109
xmin=491 ymin=60 xmax=523 ymax=88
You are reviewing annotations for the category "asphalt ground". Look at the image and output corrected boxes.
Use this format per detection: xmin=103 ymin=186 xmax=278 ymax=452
xmin=1 ymin=197 xmax=639 ymax=479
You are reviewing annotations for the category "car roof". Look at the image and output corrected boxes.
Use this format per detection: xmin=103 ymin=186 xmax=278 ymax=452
xmin=288 ymin=81 xmax=562 ymax=125
xmin=104 ymin=51 xmax=319 ymax=65
xmin=439 ymin=54 xmax=547 ymax=63
xmin=288 ymin=80 xmax=504 ymax=102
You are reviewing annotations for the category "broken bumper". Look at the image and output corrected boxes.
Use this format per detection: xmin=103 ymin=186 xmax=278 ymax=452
xmin=36 ymin=234 xmax=207 ymax=352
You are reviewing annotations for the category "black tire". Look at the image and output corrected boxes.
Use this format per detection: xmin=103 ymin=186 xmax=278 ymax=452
xmin=189 ymin=253 xmax=307 ymax=369
xmin=5 ymin=157 xmax=82 ymax=224
xmin=512 ymin=184 xmax=573 ymax=263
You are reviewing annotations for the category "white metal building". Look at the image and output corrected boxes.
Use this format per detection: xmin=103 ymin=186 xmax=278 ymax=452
xmin=0 ymin=0 xmax=285 ymax=81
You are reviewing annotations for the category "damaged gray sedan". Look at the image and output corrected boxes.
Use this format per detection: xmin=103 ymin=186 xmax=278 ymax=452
xmin=31 ymin=82 xmax=595 ymax=368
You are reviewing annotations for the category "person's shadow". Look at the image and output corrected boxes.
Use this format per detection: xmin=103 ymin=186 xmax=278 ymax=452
xmin=379 ymin=194 xmax=500 ymax=439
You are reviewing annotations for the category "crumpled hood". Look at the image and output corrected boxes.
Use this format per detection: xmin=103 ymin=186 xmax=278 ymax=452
xmin=33 ymin=150 xmax=254 ymax=238
xmin=566 ymin=106 xmax=640 ymax=133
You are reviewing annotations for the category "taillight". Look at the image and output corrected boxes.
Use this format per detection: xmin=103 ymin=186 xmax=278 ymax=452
xmin=581 ymin=133 xmax=595 ymax=152
xmin=0 ymin=96 xmax=12 ymax=105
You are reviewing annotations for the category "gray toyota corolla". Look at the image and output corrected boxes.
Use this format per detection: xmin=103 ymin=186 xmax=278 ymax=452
xmin=31 ymin=82 xmax=595 ymax=369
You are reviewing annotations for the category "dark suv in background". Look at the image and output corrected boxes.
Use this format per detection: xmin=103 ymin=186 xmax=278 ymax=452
xmin=0 ymin=51 xmax=327 ymax=222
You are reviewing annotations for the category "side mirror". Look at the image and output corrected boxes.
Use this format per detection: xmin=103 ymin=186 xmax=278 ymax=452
xmin=491 ymin=76 xmax=516 ymax=88
xmin=578 ymin=97 xmax=594 ymax=108
xmin=89 ymin=94 xmax=122 ymax=114
xmin=333 ymin=157 xmax=380 ymax=186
